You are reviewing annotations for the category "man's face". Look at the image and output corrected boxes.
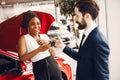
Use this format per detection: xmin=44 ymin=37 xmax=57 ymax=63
xmin=74 ymin=7 xmax=87 ymax=30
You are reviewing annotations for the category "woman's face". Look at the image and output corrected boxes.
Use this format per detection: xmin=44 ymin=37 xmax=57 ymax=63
xmin=28 ymin=17 xmax=41 ymax=35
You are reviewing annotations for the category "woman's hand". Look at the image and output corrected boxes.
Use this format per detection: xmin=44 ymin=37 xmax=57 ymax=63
xmin=38 ymin=43 xmax=49 ymax=52
xmin=37 ymin=39 xmax=50 ymax=45
xmin=49 ymin=47 xmax=55 ymax=56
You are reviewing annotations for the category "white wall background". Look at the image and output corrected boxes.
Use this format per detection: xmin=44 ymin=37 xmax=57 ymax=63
xmin=0 ymin=4 xmax=56 ymax=23
xmin=106 ymin=0 xmax=120 ymax=80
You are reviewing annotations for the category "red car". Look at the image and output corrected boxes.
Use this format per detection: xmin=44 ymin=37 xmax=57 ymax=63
xmin=0 ymin=49 xmax=72 ymax=80
xmin=0 ymin=11 xmax=72 ymax=80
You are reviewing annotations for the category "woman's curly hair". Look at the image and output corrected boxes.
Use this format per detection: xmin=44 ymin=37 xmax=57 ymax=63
xmin=21 ymin=10 xmax=38 ymax=29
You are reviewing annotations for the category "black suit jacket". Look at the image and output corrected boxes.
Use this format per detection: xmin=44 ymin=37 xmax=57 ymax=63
xmin=63 ymin=27 xmax=110 ymax=80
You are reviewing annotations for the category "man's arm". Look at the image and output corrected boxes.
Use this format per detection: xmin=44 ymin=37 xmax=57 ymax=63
xmin=94 ymin=40 xmax=110 ymax=80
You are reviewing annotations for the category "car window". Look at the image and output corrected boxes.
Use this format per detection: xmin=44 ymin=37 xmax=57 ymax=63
xmin=49 ymin=26 xmax=59 ymax=30
xmin=0 ymin=54 xmax=19 ymax=75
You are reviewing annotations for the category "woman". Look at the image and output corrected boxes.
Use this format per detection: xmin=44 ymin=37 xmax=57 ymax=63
xmin=18 ymin=11 xmax=62 ymax=80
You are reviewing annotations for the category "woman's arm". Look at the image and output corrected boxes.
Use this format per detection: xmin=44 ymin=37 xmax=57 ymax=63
xmin=49 ymin=47 xmax=55 ymax=57
xmin=18 ymin=35 xmax=49 ymax=62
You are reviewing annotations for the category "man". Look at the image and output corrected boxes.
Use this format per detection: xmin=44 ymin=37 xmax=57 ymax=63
xmin=54 ymin=0 xmax=110 ymax=80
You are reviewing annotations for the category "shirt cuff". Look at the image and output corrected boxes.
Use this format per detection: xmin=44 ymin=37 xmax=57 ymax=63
xmin=61 ymin=44 xmax=66 ymax=50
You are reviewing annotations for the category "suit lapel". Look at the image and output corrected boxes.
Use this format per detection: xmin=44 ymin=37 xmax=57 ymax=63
xmin=78 ymin=27 xmax=98 ymax=52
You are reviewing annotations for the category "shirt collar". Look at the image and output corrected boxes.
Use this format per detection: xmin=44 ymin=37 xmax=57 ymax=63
xmin=84 ymin=23 xmax=97 ymax=37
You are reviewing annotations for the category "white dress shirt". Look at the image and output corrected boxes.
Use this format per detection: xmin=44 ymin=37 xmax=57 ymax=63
xmin=81 ymin=23 xmax=97 ymax=46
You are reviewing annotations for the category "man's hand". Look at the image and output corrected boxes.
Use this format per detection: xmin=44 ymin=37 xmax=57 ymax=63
xmin=51 ymin=37 xmax=65 ymax=48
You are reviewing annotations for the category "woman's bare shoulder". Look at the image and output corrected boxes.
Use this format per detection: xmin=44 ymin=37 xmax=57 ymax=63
xmin=18 ymin=35 xmax=26 ymax=42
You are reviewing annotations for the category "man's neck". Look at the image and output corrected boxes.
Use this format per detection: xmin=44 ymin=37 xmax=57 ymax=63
xmin=85 ymin=20 xmax=97 ymax=31
xmin=83 ymin=20 xmax=97 ymax=37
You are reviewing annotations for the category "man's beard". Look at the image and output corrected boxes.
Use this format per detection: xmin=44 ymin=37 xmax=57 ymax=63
xmin=76 ymin=18 xmax=87 ymax=30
